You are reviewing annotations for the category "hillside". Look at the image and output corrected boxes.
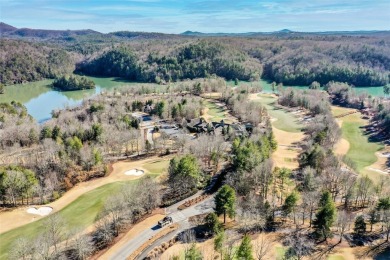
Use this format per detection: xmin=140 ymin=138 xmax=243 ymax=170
xmin=79 ymin=37 xmax=390 ymax=86
xmin=0 ymin=39 xmax=77 ymax=84
xmin=181 ymin=29 xmax=390 ymax=37
xmin=0 ymin=22 xmax=101 ymax=39
xmin=0 ymin=22 xmax=16 ymax=34
xmin=1 ymin=23 xmax=390 ymax=86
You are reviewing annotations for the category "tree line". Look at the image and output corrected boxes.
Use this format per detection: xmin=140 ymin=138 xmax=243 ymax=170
xmin=3 ymin=34 xmax=390 ymax=87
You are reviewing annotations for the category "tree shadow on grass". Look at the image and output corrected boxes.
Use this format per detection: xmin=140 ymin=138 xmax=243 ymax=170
xmin=313 ymin=241 xmax=339 ymax=260
xmin=373 ymin=245 xmax=390 ymax=260
xmin=362 ymin=124 xmax=390 ymax=144
xmin=356 ymin=241 xmax=390 ymax=259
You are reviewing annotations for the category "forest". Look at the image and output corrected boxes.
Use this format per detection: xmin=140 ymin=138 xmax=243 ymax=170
xmin=1 ymin=32 xmax=390 ymax=87
xmin=1 ymin=74 xmax=389 ymax=259
xmin=0 ymin=39 xmax=77 ymax=85
xmin=52 ymin=75 xmax=95 ymax=91
xmin=1 ymin=25 xmax=390 ymax=260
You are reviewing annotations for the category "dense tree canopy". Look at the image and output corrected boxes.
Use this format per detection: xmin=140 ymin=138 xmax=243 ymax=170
xmin=52 ymin=74 xmax=95 ymax=91
xmin=80 ymin=41 xmax=262 ymax=83
xmin=0 ymin=39 xmax=75 ymax=84
xmin=3 ymin=34 xmax=390 ymax=87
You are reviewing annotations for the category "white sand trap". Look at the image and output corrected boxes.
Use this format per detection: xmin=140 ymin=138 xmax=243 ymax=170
xmin=27 ymin=206 xmax=53 ymax=216
xmin=124 ymin=169 xmax=145 ymax=176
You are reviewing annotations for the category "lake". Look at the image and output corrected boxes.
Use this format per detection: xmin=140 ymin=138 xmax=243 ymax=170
xmin=232 ymin=79 xmax=386 ymax=97
xmin=0 ymin=77 xmax=386 ymax=123
xmin=257 ymin=79 xmax=386 ymax=97
xmin=0 ymin=77 xmax=157 ymax=123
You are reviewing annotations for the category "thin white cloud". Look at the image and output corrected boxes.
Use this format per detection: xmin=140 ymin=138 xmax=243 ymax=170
xmin=1 ymin=0 xmax=389 ymax=33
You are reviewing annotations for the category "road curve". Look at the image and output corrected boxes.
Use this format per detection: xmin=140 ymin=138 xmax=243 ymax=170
xmin=108 ymin=196 xmax=214 ymax=260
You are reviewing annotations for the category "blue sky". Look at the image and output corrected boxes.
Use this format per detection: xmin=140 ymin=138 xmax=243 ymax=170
xmin=0 ymin=0 xmax=389 ymax=33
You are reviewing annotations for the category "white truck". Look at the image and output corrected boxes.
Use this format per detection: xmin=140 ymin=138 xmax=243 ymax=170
xmin=158 ymin=216 xmax=173 ymax=227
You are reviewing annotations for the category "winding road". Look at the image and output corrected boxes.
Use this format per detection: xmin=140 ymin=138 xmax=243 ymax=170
xmin=108 ymin=193 xmax=214 ymax=260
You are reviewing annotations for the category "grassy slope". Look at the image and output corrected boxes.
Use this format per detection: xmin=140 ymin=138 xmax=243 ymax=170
xmin=0 ymin=180 xmax=138 ymax=259
xmin=142 ymin=159 xmax=169 ymax=174
xmin=332 ymin=107 xmax=384 ymax=177
xmin=255 ymin=94 xmax=302 ymax=133
xmin=204 ymin=101 xmax=225 ymax=121
xmin=343 ymin=120 xmax=382 ymax=172
xmin=327 ymin=256 xmax=346 ymax=260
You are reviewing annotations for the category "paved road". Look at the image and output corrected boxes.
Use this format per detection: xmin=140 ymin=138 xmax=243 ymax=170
xmin=109 ymin=195 xmax=214 ymax=260
xmin=137 ymin=220 xmax=190 ymax=260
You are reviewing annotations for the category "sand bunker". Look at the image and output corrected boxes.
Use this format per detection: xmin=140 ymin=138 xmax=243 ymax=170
xmin=27 ymin=206 xmax=53 ymax=216
xmin=124 ymin=169 xmax=145 ymax=176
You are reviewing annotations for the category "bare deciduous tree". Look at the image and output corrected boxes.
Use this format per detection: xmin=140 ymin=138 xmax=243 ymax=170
xmin=336 ymin=210 xmax=353 ymax=243
xmin=71 ymin=233 xmax=94 ymax=260
xmin=254 ymin=233 xmax=272 ymax=260
xmin=9 ymin=238 xmax=35 ymax=260
xmin=284 ymin=232 xmax=314 ymax=260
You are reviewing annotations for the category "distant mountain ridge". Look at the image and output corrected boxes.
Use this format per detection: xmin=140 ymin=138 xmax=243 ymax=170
xmin=0 ymin=22 xmax=179 ymax=41
xmin=0 ymin=22 xmax=101 ymax=38
xmin=1 ymin=22 xmax=389 ymax=40
xmin=180 ymin=29 xmax=294 ymax=37
xmin=180 ymin=29 xmax=389 ymax=37
xmin=0 ymin=22 xmax=17 ymax=34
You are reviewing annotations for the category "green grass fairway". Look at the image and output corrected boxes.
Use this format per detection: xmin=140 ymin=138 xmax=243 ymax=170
xmin=143 ymin=159 xmax=169 ymax=174
xmin=341 ymin=117 xmax=384 ymax=175
xmin=275 ymin=246 xmax=287 ymax=260
xmin=255 ymin=94 xmax=302 ymax=133
xmin=0 ymin=180 xmax=137 ymax=260
xmin=204 ymin=101 xmax=226 ymax=121
xmin=331 ymin=106 xmax=351 ymax=117
xmin=332 ymin=107 xmax=384 ymax=178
